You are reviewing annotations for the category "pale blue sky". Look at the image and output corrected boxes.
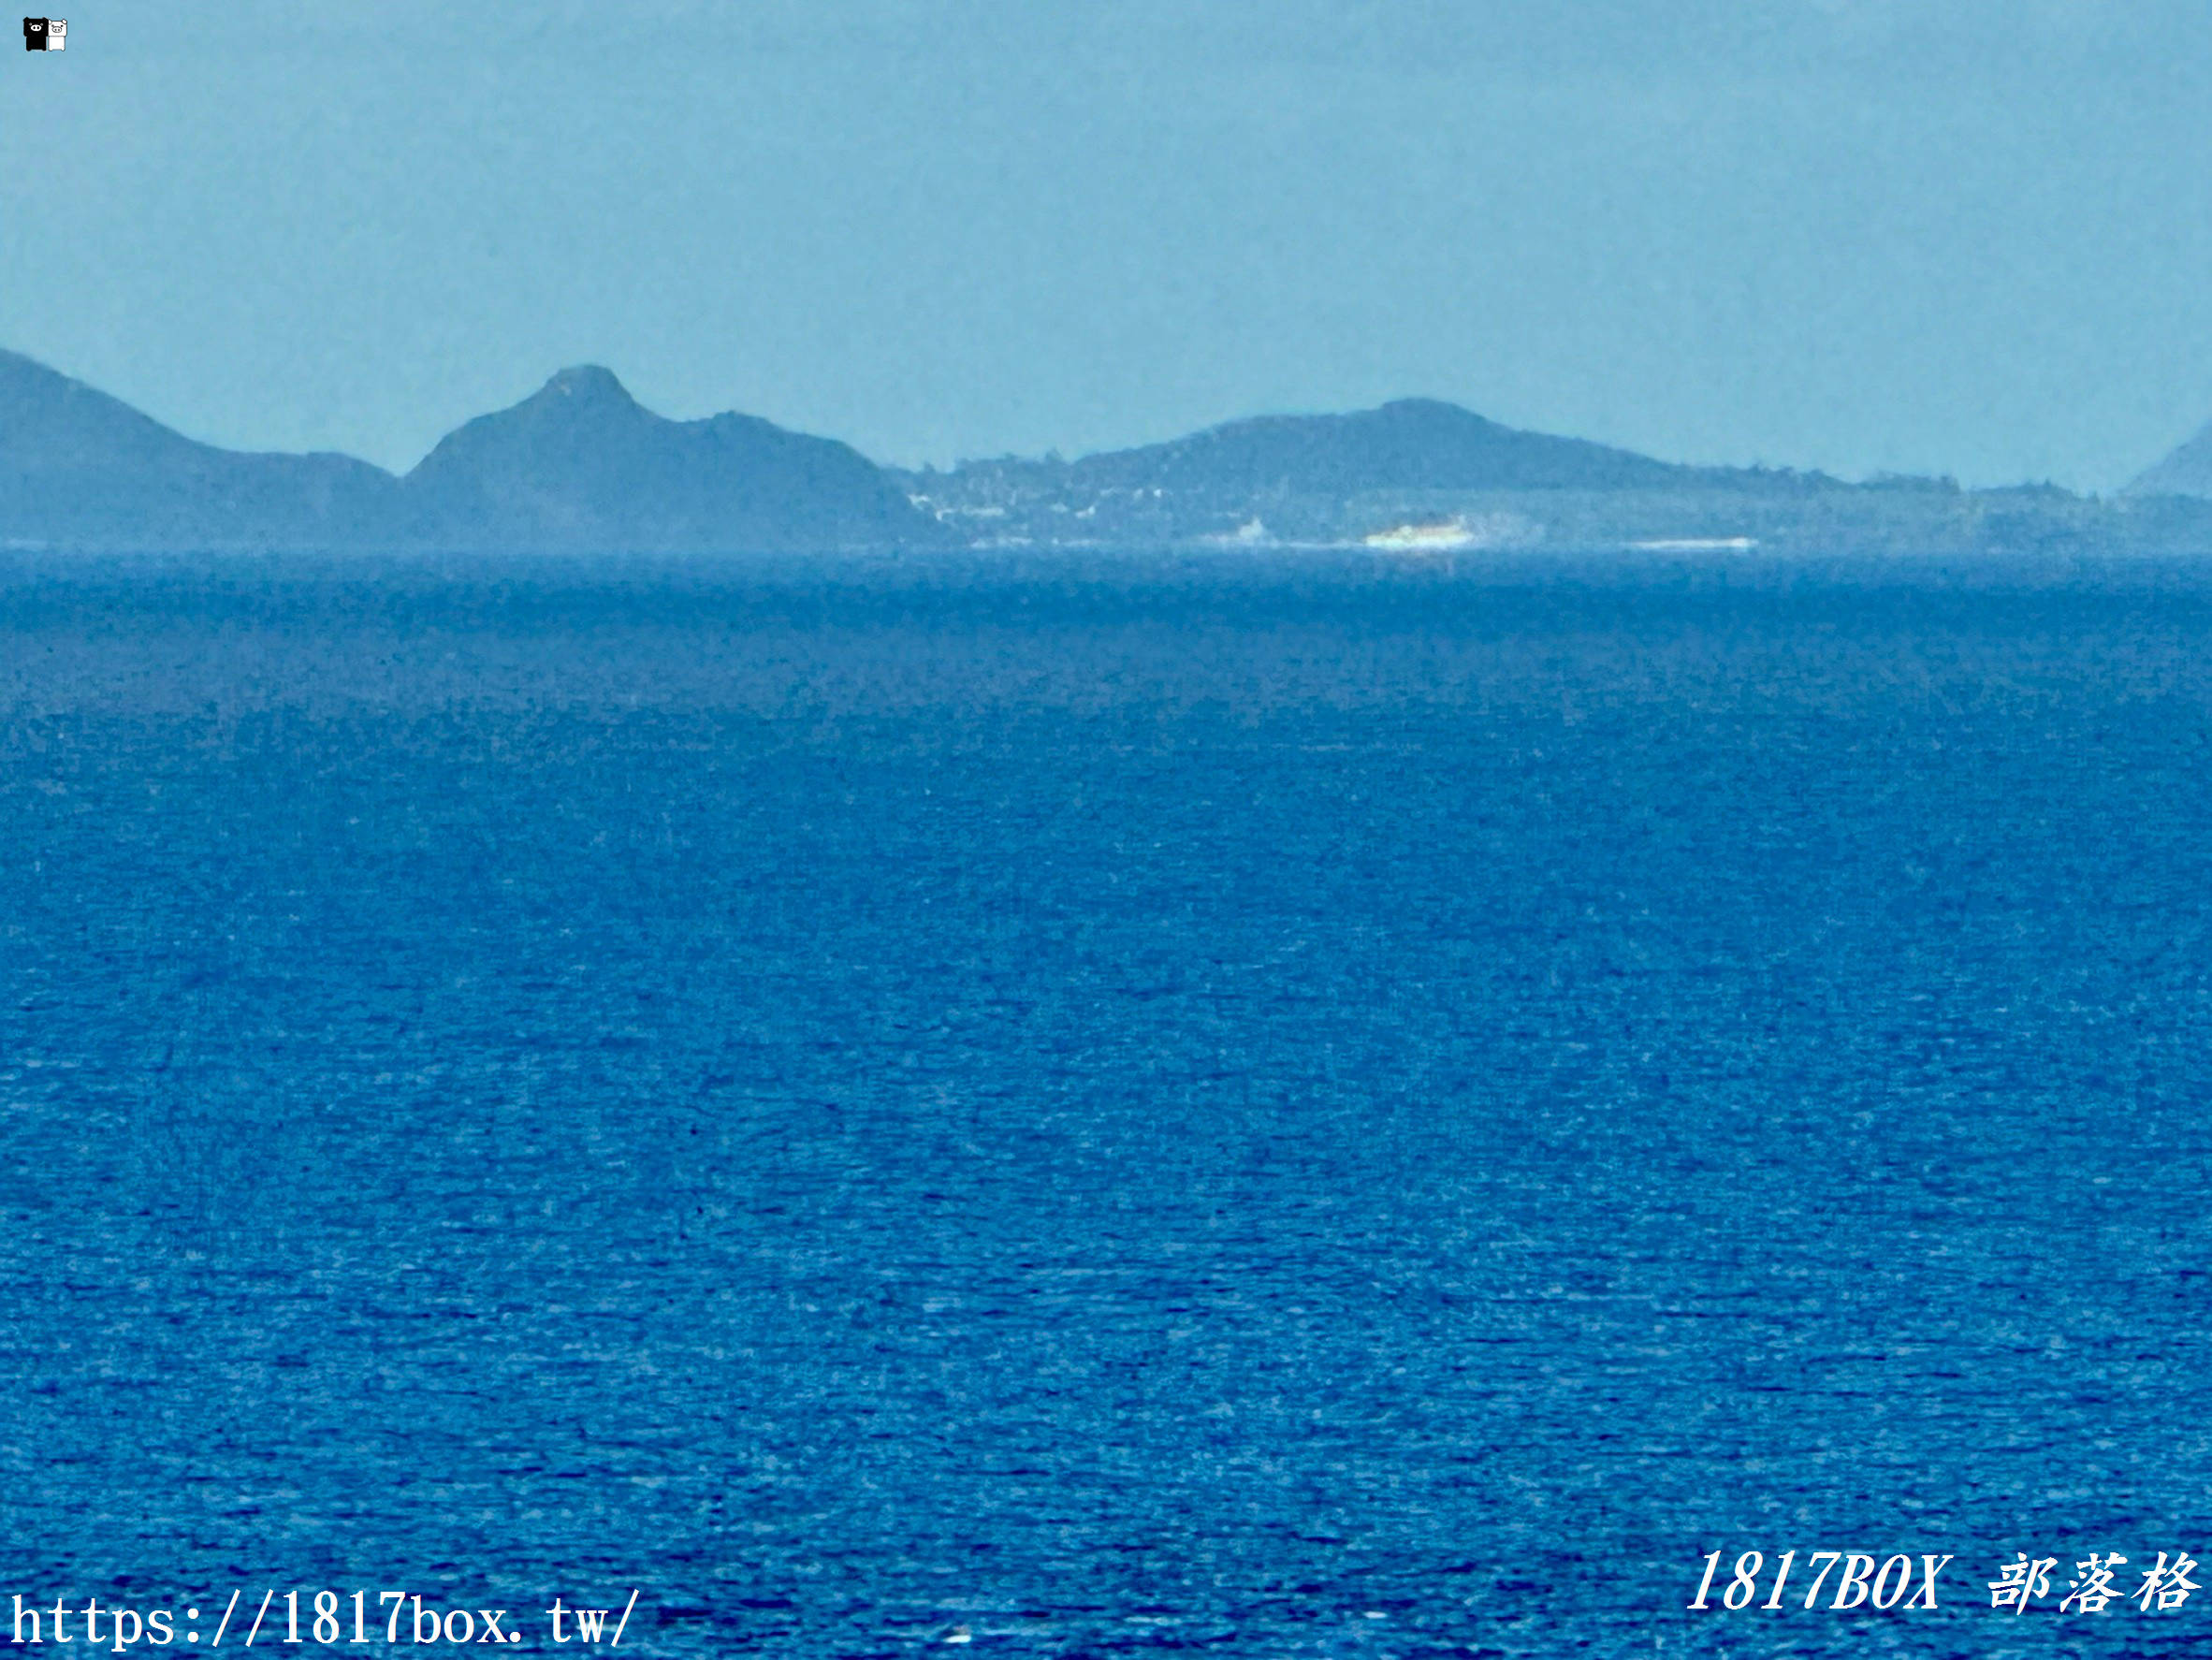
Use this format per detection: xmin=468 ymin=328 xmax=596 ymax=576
xmin=6 ymin=1 xmax=2211 ymax=488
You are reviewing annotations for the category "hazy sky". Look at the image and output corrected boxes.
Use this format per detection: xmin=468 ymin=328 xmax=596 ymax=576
xmin=7 ymin=1 xmax=2211 ymax=488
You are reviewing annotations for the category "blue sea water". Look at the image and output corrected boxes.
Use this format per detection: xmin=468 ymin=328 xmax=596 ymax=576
xmin=5 ymin=548 xmax=2212 ymax=1658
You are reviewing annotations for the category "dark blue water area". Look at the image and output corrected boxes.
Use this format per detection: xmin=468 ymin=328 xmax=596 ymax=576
xmin=5 ymin=547 xmax=2212 ymax=1658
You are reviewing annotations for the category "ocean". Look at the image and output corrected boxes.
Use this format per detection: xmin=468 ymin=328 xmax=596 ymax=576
xmin=5 ymin=547 xmax=2211 ymax=1656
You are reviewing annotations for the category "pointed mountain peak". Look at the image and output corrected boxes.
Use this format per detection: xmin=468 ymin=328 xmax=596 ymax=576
xmin=535 ymin=364 xmax=638 ymax=409
xmin=397 ymin=360 xmax=939 ymax=549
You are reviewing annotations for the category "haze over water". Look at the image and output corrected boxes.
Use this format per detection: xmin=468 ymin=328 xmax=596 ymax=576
xmin=5 ymin=548 xmax=2210 ymax=1655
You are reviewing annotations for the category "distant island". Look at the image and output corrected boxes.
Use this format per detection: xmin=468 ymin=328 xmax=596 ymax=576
xmin=6 ymin=347 xmax=2212 ymax=555
xmin=0 ymin=353 xmax=930 ymax=554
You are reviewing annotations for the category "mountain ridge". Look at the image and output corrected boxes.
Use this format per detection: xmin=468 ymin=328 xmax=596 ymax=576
xmin=6 ymin=348 xmax=2211 ymax=553
xmin=0 ymin=352 xmax=941 ymax=552
xmin=1009 ymin=397 xmax=1731 ymax=493
xmin=2127 ymin=420 xmax=2212 ymax=500
xmin=0 ymin=348 xmax=402 ymax=549
xmin=400 ymin=363 xmax=938 ymax=551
